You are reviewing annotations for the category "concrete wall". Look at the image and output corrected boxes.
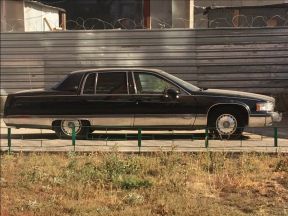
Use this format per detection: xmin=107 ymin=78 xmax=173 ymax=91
xmin=150 ymin=0 xmax=193 ymax=29
xmin=172 ymin=0 xmax=190 ymax=28
xmin=150 ymin=0 xmax=172 ymax=28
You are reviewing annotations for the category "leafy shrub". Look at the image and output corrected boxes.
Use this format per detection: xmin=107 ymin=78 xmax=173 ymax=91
xmin=103 ymin=155 xmax=141 ymax=180
xmin=118 ymin=176 xmax=152 ymax=189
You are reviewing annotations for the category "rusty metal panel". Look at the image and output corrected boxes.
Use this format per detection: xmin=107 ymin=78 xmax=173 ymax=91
xmin=1 ymin=28 xmax=288 ymax=111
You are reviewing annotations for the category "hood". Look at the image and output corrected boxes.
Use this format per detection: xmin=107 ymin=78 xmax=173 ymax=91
xmin=204 ymin=89 xmax=275 ymax=103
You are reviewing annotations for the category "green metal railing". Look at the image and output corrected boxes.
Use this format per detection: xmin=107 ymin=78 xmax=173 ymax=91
xmin=3 ymin=125 xmax=287 ymax=153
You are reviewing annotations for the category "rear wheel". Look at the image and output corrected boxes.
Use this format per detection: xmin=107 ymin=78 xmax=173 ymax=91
xmin=53 ymin=120 xmax=90 ymax=139
xmin=208 ymin=109 xmax=244 ymax=139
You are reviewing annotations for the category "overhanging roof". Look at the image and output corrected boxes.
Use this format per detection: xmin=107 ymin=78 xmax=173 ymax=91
xmin=25 ymin=0 xmax=66 ymax=12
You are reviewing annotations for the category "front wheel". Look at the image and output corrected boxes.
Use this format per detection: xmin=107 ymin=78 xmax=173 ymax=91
xmin=208 ymin=111 xmax=244 ymax=139
xmin=53 ymin=120 xmax=90 ymax=139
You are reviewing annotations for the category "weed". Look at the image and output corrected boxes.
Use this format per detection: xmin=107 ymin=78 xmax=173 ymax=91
xmin=1 ymin=152 xmax=288 ymax=216
xmin=274 ymin=157 xmax=288 ymax=172
xmin=118 ymin=176 xmax=152 ymax=189
xmin=123 ymin=192 xmax=144 ymax=205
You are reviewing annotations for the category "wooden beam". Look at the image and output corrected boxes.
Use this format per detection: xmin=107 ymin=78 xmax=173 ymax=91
xmin=61 ymin=12 xmax=66 ymax=30
xmin=43 ymin=17 xmax=53 ymax=31
xmin=143 ymin=0 xmax=151 ymax=29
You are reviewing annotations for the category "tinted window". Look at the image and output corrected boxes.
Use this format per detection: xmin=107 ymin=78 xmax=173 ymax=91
xmin=134 ymin=72 xmax=178 ymax=94
xmin=83 ymin=73 xmax=96 ymax=94
xmin=96 ymin=72 xmax=127 ymax=94
xmin=53 ymin=73 xmax=84 ymax=92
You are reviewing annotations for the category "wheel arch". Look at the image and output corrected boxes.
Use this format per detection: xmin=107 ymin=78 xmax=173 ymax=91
xmin=207 ymin=103 xmax=250 ymax=126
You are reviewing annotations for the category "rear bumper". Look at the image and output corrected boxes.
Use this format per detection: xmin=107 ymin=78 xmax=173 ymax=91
xmin=249 ymin=112 xmax=282 ymax=127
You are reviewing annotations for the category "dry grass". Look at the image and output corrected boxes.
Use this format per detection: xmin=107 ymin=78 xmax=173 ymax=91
xmin=1 ymin=152 xmax=288 ymax=216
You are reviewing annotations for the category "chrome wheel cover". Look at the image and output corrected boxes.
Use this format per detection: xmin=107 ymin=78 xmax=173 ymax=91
xmin=60 ymin=120 xmax=82 ymax=136
xmin=216 ymin=114 xmax=237 ymax=135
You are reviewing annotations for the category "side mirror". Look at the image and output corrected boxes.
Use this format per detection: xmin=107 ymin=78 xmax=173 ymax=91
xmin=165 ymin=88 xmax=180 ymax=99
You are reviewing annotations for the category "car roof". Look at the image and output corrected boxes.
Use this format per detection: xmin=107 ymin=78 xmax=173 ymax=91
xmin=70 ymin=68 xmax=166 ymax=75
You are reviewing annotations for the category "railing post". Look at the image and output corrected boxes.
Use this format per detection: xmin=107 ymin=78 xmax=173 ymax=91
xmin=72 ymin=126 xmax=76 ymax=151
xmin=138 ymin=128 xmax=142 ymax=153
xmin=7 ymin=128 xmax=11 ymax=154
xmin=274 ymin=127 xmax=278 ymax=147
xmin=205 ymin=127 xmax=209 ymax=148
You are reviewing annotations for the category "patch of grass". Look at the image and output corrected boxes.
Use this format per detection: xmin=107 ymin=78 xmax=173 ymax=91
xmin=118 ymin=176 xmax=152 ymax=189
xmin=1 ymin=152 xmax=288 ymax=216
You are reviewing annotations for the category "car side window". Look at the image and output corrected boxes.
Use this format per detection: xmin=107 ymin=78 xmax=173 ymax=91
xmin=96 ymin=72 xmax=128 ymax=94
xmin=83 ymin=73 xmax=96 ymax=94
xmin=53 ymin=73 xmax=84 ymax=92
xmin=134 ymin=72 xmax=178 ymax=94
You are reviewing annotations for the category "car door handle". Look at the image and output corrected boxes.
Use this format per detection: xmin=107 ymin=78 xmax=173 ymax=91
xmin=135 ymin=99 xmax=142 ymax=105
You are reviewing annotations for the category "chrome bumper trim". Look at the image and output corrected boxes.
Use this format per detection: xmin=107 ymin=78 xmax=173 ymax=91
xmin=248 ymin=112 xmax=282 ymax=127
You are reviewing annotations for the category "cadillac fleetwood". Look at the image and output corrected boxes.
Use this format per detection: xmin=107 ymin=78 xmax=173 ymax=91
xmin=3 ymin=68 xmax=282 ymax=139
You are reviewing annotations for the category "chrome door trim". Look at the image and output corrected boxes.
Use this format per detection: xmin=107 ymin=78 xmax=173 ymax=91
xmin=3 ymin=115 xmax=134 ymax=128
xmin=131 ymin=72 xmax=138 ymax=94
xmin=126 ymin=71 xmax=129 ymax=94
xmin=81 ymin=72 xmax=98 ymax=95
xmin=133 ymin=114 xmax=195 ymax=126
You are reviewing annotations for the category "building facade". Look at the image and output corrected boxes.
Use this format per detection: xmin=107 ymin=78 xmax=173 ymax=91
xmin=1 ymin=0 xmax=288 ymax=31
xmin=1 ymin=0 xmax=65 ymax=32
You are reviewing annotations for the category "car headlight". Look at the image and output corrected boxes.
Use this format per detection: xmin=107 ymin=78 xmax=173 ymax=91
xmin=256 ymin=101 xmax=274 ymax=112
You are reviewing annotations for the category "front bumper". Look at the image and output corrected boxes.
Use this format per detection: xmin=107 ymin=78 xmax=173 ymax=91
xmin=249 ymin=112 xmax=282 ymax=127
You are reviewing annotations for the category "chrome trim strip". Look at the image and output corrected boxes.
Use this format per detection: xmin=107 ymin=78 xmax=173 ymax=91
xmin=91 ymin=115 xmax=133 ymax=127
xmin=95 ymin=73 xmax=99 ymax=94
xmin=192 ymin=94 xmax=265 ymax=101
xmin=133 ymin=114 xmax=195 ymax=126
xmin=81 ymin=72 xmax=91 ymax=95
xmin=94 ymin=73 xmax=98 ymax=94
xmin=3 ymin=115 xmax=134 ymax=128
xmin=4 ymin=117 xmax=53 ymax=128
xmin=131 ymin=72 xmax=138 ymax=94
xmin=5 ymin=113 xmax=279 ymax=129
xmin=126 ymin=71 xmax=129 ymax=94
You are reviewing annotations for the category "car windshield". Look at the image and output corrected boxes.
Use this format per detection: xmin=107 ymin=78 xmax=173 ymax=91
xmin=157 ymin=71 xmax=200 ymax=92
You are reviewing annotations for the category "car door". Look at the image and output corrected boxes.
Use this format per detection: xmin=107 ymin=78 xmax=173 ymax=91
xmin=81 ymin=71 xmax=135 ymax=127
xmin=132 ymin=71 xmax=197 ymax=127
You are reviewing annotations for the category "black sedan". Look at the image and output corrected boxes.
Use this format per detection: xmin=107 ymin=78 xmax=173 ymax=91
xmin=3 ymin=68 xmax=282 ymax=139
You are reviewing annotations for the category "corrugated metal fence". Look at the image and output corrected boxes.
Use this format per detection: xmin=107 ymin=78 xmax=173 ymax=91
xmin=1 ymin=28 xmax=288 ymax=111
